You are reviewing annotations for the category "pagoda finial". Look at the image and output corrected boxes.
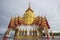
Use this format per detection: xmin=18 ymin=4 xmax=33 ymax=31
xmin=11 ymin=16 xmax=13 ymax=19
xmin=11 ymin=16 xmax=12 ymax=19
xmin=44 ymin=15 xmax=46 ymax=19
xmin=25 ymin=2 xmax=33 ymax=12
xmin=29 ymin=2 xmax=30 ymax=8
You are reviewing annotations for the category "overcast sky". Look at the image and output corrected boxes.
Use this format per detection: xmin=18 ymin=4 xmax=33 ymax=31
xmin=0 ymin=0 xmax=60 ymax=33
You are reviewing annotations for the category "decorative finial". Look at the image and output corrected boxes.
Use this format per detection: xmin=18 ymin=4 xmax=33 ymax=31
xmin=44 ymin=13 xmax=46 ymax=18
xmin=11 ymin=16 xmax=13 ymax=19
xmin=29 ymin=2 xmax=30 ymax=8
xmin=44 ymin=15 xmax=46 ymax=19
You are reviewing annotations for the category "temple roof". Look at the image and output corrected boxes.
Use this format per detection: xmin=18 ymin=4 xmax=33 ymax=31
xmin=7 ymin=3 xmax=50 ymax=29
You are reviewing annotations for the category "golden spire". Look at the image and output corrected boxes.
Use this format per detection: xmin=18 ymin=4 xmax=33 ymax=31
xmin=25 ymin=2 xmax=33 ymax=12
xmin=29 ymin=2 xmax=30 ymax=8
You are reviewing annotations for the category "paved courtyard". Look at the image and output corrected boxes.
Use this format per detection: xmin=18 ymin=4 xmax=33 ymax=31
xmin=1 ymin=36 xmax=60 ymax=40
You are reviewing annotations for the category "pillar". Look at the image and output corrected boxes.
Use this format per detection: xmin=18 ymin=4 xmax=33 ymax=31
xmin=25 ymin=29 xmax=27 ymax=36
xmin=29 ymin=29 xmax=32 ymax=36
xmin=14 ymin=29 xmax=19 ymax=37
xmin=21 ymin=30 xmax=24 ymax=36
xmin=32 ymin=29 xmax=36 ymax=36
xmin=35 ymin=30 xmax=37 ymax=36
xmin=19 ymin=29 xmax=21 ymax=36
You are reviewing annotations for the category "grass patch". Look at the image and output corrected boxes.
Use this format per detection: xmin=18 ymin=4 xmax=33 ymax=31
xmin=50 ymin=33 xmax=60 ymax=36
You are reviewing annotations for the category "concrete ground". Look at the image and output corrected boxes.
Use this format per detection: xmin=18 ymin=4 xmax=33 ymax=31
xmin=1 ymin=36 xmax=60 ymax=40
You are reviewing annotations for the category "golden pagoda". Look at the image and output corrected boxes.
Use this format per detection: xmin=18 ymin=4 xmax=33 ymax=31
xmin=23 ymin=3 xmax=35 ymax=25
xmin=3 ymin=3 xmax=50 ymax=40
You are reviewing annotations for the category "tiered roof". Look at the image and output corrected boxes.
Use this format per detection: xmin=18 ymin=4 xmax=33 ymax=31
xmin=8 ymin=3 xmax=50 ymax=30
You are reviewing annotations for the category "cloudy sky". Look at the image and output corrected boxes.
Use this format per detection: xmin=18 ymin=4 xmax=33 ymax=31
xmin=0 ymin=0 xmax=60 ymax=33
